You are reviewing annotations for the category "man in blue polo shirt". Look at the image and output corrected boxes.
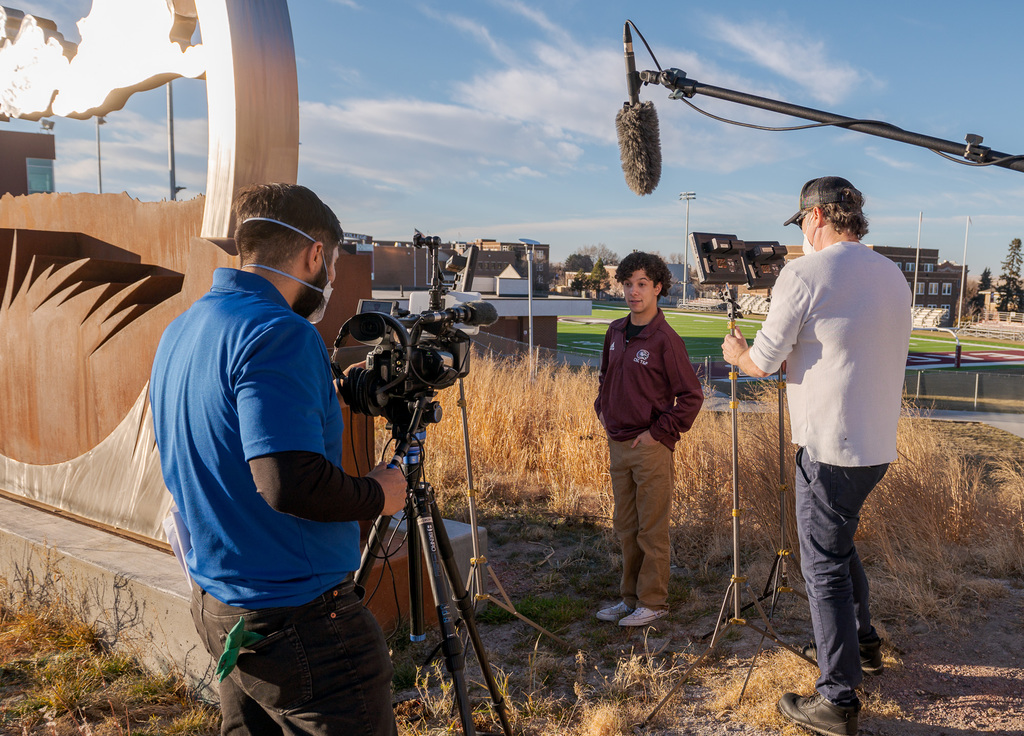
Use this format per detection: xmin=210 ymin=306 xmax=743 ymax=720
xmin=150 ymin=183 xmax=405 ymax=736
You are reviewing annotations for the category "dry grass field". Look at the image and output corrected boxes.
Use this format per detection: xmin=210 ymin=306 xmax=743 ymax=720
xmin=2 ymin=350 xmax=1022 ymax=735
xmin=385 ymin=351 xmax=1024 ymax=735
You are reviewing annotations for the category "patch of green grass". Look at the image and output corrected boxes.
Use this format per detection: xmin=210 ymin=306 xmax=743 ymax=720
xmin=476 ymin=594 xmax=586 ymax=631
xmin=561 ymin=307 xmax=1023 ymax=365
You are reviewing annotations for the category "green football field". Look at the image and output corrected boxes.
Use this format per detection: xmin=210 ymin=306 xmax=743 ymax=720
xmin=557 ymin=305 xmax=1020 ymax=364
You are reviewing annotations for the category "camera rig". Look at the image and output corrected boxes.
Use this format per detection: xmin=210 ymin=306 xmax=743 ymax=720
xmin=330 ymin=231 xmax=495 ymax=429
xmin=329 ymin=232 xmax=510 ymax=736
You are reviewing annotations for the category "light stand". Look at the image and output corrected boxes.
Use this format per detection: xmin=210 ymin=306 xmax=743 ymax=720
xmin=456 ymin=376 xmax=572 ymax=650
xmin=644 ymin=291 xmax=813 ymax=726
xmin=356 ymin=395 xmax=513 ymax=736
xmin=758 ymin=367 xmax=805 ymax=611
xmin=733 ymin=366 xmax=811 ymax=700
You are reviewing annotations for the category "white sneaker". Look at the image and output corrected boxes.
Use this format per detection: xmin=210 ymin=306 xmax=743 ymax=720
xmin=595 ymin=601 xmax=634 ymax=622
xmin=618 ymin=606 xmax=668 ymax=627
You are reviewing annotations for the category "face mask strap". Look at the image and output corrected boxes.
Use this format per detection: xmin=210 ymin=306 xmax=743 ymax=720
xmin=241 ymin=217 xmax=316 ymax=242
xmin=246 ymin=264 xmax=325 ymax=294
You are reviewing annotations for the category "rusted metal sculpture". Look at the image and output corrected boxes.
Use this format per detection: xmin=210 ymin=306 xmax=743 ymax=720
xmin=0 ymin=1 xmax=372 ymax=543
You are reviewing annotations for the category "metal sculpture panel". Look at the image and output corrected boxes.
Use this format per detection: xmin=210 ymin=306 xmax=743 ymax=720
xmin=0 ymin=1 xmax=364 ymax=543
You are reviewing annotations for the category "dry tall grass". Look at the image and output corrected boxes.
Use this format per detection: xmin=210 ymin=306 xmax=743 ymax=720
xmin=380 ymin=349 xmax=1024 ymax=735
xmin=391 ymin=349 xmax=1024 ymax=625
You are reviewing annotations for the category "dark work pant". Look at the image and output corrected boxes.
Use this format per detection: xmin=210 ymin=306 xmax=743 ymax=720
xmin=191 ymin=580 xmax=397 ymax=736
xmin=795 ymin=447 xmax=888 ymax=707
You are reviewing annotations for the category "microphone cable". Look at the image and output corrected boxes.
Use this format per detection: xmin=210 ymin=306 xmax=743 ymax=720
xmin=627 ymin=20 xmax=1024 ymax=170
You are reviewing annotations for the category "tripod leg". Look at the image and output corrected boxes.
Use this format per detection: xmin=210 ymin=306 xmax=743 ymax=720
xmin=409 ymin=488 xmax=476 ymax=736
xmin=355 ymin=514 xmax=393 ymax=589
xmin=429 ymin=500 xmax=514 ymax=736
xmin=483 ymin=564 xmax=572 ymax=650
xmin=408 ymin=506 xmax=425 ymax=642
xmin=644 ymin=582 xmax=737 ymax=727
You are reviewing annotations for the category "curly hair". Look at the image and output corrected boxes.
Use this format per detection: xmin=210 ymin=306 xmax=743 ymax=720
xmin=820 ymin=186 xmax=869 ymax=239
xmin=615 ymin=251 xmax=673 ymax=295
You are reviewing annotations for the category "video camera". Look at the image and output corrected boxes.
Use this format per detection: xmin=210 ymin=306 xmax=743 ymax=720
xmin=331 ymin=231 xmax=497 ymax=428
xmin=689 ymin=232 xmax=788 ymax=289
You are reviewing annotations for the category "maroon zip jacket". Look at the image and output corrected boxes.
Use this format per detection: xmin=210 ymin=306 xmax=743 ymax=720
xmin=594 ymin=309 xmax=703 ymax=450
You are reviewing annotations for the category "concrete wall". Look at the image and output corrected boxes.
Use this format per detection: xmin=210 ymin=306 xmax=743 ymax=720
xmin=0 ymin=495 xmax=485 ymax=702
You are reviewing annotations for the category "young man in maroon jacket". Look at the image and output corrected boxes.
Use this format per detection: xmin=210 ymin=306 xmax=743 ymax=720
xmin=594 ymin=252 xmax=704 ymax=626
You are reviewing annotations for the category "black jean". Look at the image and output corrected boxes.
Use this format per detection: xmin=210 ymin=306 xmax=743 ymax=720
xmin=191 ymin=580 xmax=397 ymax=736
xmin=795 ymin=447 xmax=888 ymax=707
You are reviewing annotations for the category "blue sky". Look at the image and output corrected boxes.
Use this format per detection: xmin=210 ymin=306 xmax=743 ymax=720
xmin=6 ymin=0 xmax=1024 ymax=276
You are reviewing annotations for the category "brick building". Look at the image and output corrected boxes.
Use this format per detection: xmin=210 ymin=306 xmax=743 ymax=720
xmin=368 ymin=239 xmax=587 ymax=350
xmin=0 ymin=128 xmax=56 ymax=196
xmin=871 ymin=246 xmax=967 ymax=325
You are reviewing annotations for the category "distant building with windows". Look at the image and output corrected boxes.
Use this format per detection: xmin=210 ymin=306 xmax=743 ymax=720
xmin=871 ymin=246 xmax=966 ymax=325
xmin=0 ymin=129 xmax=56 ymax=196
xmin=364 ymin=238 xmax=586 ymax=350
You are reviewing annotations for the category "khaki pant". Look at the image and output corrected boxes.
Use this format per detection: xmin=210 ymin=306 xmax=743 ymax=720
xmin=609 ymin=438 xmax=674 ymax=611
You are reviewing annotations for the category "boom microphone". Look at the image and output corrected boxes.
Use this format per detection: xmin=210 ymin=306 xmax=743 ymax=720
xmin=623 ymin=21 xmax=640 ymax=106
xmin=418 ymin=301 xmax=499 ymax=328
xmin=616 ymin=22 xmax=662 ymax=196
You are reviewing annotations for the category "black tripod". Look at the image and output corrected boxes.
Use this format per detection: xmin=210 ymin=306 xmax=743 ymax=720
xmin=643 ymin=291 xmax=813 ymax=726
xmin=356 ymin=394 xmax=512 ymax=736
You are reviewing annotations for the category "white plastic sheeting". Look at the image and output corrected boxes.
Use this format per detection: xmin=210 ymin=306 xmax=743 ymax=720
xmin=0 ymin=382 xmax=171 ymax=542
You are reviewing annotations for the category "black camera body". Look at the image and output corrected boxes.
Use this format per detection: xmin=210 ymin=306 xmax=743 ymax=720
xmin=336 ymin=306 xmax=471 ymax=425
xmin=331 ymin=233 xmax=491 ymax=429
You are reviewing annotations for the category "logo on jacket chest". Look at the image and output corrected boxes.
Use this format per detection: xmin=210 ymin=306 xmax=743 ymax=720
xmin=634 ymin=349 xmax=650 ymax=365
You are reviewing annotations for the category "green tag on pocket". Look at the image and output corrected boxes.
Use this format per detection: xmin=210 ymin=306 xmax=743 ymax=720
xmin=215 ymin=616 xmax=266 ymax=682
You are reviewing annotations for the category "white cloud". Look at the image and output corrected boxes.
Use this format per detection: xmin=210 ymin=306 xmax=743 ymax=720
xmin=299 ymin=97 xmax=585 ymax=192
xmin=52 ymin=108 xmax=207 ymax=196
xmin=286 ymin=1 xmax=813 ymax=207
xmin=707 ymin=16 xmax=867 ymax=106
xmin=420 ymin=7 xmax=515 ymax=65
xmin=864 ymin=146 xmax=919 ymax=171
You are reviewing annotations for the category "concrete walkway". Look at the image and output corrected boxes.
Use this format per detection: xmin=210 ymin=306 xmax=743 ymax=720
xmin=703 ymin=394 xmax=1024 ymax=439
xmin=925 ymin=409 xmax=1024 ymax=440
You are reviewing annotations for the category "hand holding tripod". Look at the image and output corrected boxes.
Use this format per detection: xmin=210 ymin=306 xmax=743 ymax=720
xmin=355 ymin=394 xmax=512 ymax=736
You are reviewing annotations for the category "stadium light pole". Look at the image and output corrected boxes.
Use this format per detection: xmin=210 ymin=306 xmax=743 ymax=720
xmin=167 ymin=80 xmax=186 ymax=200
xmin=95 ymin=116 xmax=106 ymax=194
xmin=679 ymin=192 xmax=696 ymax=303
xmin=957 ymin=216 xmax=971 ymax=326
xmin=520 ymin=238 xmax=541 ymax=380
xmin=911 ymin=211 xmax=922 ymax=310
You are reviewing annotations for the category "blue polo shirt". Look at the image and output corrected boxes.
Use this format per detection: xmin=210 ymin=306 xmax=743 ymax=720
xmin=150 ymin=268 xmax=357 ymax=608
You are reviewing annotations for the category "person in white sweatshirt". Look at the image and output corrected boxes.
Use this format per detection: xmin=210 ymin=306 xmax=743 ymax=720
xmin=722 ymin=176 xmax=911 ymax=736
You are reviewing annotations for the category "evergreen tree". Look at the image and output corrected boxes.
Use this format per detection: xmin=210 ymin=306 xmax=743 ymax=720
xmin=997 ymin=238 xmax=1022 ymax=312
xmin=978 ymin=266 xmax=992 ymax=292
xmin=590 ymin=258 xmax=610 ymax=298
xmin=569 ymin=272 xmax=590 ymax=294
xmin=970 ymin=266 xmax=992 ymax=312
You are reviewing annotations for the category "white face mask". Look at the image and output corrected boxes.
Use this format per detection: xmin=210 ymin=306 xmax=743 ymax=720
xmin=306 ymin=261 xmax=333 ymax=325
xmin=802 ymin=232 xmax=815 ymax=256
xmin=242 ymin=217 xmax=334 ymax=324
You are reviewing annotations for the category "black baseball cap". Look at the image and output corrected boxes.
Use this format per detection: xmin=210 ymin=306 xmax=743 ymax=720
xmin=783 ymin=176 xmax=861 ymax=226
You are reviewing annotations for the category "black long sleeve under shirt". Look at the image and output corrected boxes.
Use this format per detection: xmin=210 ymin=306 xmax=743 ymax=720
xmin=249 ymin=450 xmax=385 ymax=522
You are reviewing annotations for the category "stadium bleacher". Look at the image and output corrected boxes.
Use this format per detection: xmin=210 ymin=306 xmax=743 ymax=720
xmin=736 ymin=293 xmax=771 ymax=315
xmin=958 ymin=311 xmax=1024 ymax=342
xmin=911 ymin=306 xmax=946 ymax=328
xmin=676 ymin=297 xmax=726 ymax=312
